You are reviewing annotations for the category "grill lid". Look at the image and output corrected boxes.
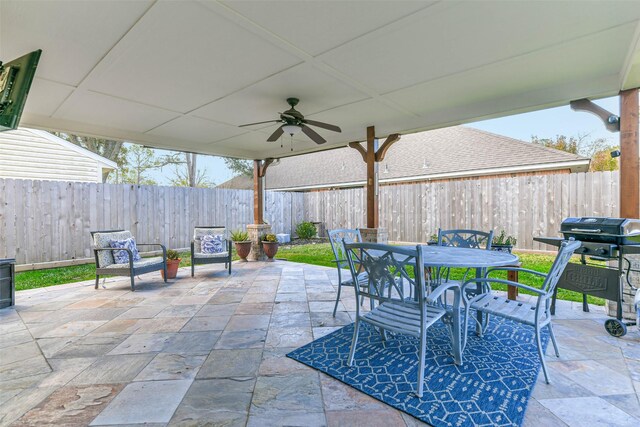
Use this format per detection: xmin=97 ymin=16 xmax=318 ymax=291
xmin=561 ymin=217 xmax=640 ymax=244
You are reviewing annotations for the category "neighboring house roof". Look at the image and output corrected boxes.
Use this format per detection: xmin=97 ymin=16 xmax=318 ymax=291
xmin=0 ymin=128 xmax=118 ymax=183
xmin=218 ymin=126 xmax=590 ymax=191
xmin=216 ymin=175 xmax=252 ymax=190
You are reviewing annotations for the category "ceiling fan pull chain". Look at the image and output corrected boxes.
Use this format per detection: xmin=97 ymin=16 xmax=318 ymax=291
xmin=290 ymin=135 xmax=293 ymax=151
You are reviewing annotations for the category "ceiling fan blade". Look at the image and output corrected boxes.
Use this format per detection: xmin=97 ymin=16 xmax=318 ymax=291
xmin=267 ymin=126 xmax=284 ymax=142
xmin=239 ymin=120 xmax=281 ymax=127
xmin=303 ymin=119 xmax=341 ymax=133
xmin=301 ymin=125 xmax=326 ymax=144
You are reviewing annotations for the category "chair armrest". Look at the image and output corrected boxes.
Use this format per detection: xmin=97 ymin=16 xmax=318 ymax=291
xmin=427 ymin=281 xmax=460 ymax=304
xmin=136 ymin=243 xmax=167 ymax=260
xmin=462 ymin=277 xmax=546 ymax=296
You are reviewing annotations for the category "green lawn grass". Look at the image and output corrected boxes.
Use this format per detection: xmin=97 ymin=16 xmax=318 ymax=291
xmin=15 ymin=244 xmax=605 ymax=306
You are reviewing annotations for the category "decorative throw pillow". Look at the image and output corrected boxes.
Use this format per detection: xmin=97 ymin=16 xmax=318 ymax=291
xmin=109 ymin=237 xmax=141 ymax=264
xmin=201 ymin=234 xmax=225 ymax=254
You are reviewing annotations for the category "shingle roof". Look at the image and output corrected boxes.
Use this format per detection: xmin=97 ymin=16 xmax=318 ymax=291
xmin=218 ymin=126 xmax=589 ymax=190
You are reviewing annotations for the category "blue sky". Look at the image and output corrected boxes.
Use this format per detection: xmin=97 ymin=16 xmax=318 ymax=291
xmin=151 ymin=96 xmax=620 ymax=186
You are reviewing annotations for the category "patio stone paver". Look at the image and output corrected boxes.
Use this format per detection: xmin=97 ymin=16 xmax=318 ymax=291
xmin=89 ymin=380 xmax=192 ymax=425
xmin=180 ymin=315 xmax=230 ymax=331
xmin=161 ymin=331 xmax=221 ymax=354
xmin=214 ymin=329 xmax=268 ymax=349
xmin=168 ymin=378 xmax=254 ymax=427
xmin=13 ymin=384 xmax=124 ymax=427
xmin=539 ymin=396 xmax=639 ymax=427
xmin=134 ymin=353 xmax=206 ymax=381
xmin=1 ymin=260 xmax=639 ymax=426
xmin=69 ymin=354 xmax=155 ymax=385
xmin=225 ymin=314 xmax=271 ymax=331
xmin=197 ymin=348 xmax=263 ymax=379
xmin=107 ymin=333 xmax=174 ymax=355
xmin=48 ymin=334 xmax=126 ymax=358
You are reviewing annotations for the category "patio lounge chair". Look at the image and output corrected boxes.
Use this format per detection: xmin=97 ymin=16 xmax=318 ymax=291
xmin=328 ymin=229 xmax=368 ymax=317
xmin=190 ymin=226 xmax=232 ymax=277
xmin=91 ymin=230 xmax=167 ymax=291
xmin=343 ymin=242 xmax=462 ymax=398
xmin=461 ymin=239 xmax=580 ymax=384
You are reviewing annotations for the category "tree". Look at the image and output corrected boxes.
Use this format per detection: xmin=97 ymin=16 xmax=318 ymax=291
xmin=169 ymin=153 xmax=214 ymax=188
xmin=531 ymin=134 xmax=619 ymax=172
xmin=53 ymin=132 xmax=127 ymax=182
xmin=531 ymin=135 xmax=579 ymax=154
xmin=590 ymin=146 xmax=620 ymax=172
xmin=118 ymin=145 xmax=165 ymax=185
xmin=224 ymin=158 xmax=253 ymax=177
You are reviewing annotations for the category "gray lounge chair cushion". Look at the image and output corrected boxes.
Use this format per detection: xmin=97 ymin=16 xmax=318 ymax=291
xmin=101 ymin=256 xmax=164 ymax=270
xmin=193 ymin=251 xmax=229 ymax=259
xmin=93 ymin=231 xmax=133 ymax=268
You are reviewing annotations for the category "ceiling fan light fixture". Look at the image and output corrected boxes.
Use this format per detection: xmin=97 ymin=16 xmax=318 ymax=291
xmin=282 ymin=124 xmax=302 ymax=135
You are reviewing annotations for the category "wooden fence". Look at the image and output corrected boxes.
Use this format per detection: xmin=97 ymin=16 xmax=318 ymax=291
xmin=0 ymin=178 xmax=304 ymax=265
xmin=0 ymin=171 xmax=622 ymax=266
xmin=303 ymin=171 xmax=620 ymax=250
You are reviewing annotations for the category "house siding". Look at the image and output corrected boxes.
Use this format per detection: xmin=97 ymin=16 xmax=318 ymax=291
xmin=0 ymin=129 xmax=103 ymax=182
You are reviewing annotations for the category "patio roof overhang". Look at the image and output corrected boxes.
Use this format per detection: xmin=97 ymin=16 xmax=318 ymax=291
xmin=2 ymin=0 xmax=640 ymax=160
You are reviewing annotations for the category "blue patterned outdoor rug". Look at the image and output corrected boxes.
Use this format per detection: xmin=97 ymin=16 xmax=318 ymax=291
xmin=287 ymin=316 xmax=548 ymax=427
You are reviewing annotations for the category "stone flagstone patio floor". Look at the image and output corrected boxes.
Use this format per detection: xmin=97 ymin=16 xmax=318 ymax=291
xmin=1 ymin=260 xmax=639 ymax=426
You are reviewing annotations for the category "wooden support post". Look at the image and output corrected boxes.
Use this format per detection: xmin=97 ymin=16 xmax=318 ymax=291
xmin=620 ymin=89 xmax=639 ymax=218
xmin=366 ymin=126 xmax=378 ymax=228
xmin=349 ymin=127 xmax=401 ymax=233
xmin=253 ymin=160 xmax=264 ymax=224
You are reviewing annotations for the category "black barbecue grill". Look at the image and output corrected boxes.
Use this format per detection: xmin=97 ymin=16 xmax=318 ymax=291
xmin=535 ymin=217 xmax=640 ymax=337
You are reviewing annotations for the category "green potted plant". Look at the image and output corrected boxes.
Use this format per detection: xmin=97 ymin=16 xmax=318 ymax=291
xmin=162 ymin=249 xmax=181 ymax=279
xmin=427 ymin=233 xmax=439 ymax=246
xmin=261 ymin=233 xmax=279 ymax=260
xmin=492 ymin=230 xmax=517 ymax=253
xmin=295 ymin=221 xmax=317 ymax=240
xmin=230 ymin=229 xmax=251 ymax=261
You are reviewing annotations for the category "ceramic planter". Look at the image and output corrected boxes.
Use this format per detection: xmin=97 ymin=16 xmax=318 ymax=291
xmin=162 ymin=258 xmax=181 ymax=279
xmin=234 ymin=241 xmax=252 ymax=261
xmin=262 ymin=241 xmax=279 ymax=260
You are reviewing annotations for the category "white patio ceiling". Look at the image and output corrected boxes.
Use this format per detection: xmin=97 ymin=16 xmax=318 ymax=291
xmin=2 ymin=0 xmax=640 ymax=160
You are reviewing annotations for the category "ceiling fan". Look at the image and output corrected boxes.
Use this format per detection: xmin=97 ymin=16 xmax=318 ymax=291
xmin=239 ymin=98 xmax=341 ymax=145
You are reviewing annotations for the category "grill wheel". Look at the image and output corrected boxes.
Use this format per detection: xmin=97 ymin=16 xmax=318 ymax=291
xmin=604 ymin=318 xmax=627 ymax=337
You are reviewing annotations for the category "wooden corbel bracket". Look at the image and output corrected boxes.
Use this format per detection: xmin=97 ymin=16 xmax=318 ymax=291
xmin=257 ymin=158 xmax=274 ymax=178
xmin=570 ymin=98 xmax=620 ymax=132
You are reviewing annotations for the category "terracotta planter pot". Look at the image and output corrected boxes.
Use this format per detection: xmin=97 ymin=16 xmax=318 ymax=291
xmin=262 ymin=241 xmax=279 ymax=260
xmin=234 ymin=241 xmax=252 ymax=261
xmin=161 ymin=259 xmax=181 ymax=279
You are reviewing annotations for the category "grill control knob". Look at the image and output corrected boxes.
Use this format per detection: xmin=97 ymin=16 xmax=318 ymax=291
xmin=595 ymin=247 xmax=607 ymax=256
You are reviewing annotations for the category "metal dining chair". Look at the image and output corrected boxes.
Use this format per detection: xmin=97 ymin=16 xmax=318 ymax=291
xmin=437 ymin=228 xmax=494 ymax=250
xmin=328 ymin=229 xmax=368 ymax=317
xmin=435 ymin=228 xmax=494 ymax=292
xmin=343 ymin=242 xmax=463 ymax=398
xmin=461 ymin=239 xmax=580 ymax=384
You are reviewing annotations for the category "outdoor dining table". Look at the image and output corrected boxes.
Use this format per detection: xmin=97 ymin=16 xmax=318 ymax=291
xmin=396 ymin=245 xmax=520 ymax=338
xmin=397 ymin=245 xmax=519 ymax=269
